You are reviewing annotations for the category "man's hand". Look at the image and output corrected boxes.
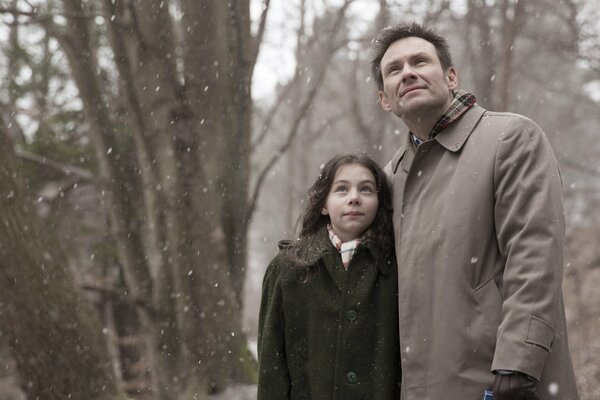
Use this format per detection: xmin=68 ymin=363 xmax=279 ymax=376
xmin=492 ymin=372 xmax=541 ymax=400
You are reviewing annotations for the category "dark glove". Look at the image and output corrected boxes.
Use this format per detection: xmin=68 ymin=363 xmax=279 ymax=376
xmin=492 ymin=372 xmax=541 ymax=400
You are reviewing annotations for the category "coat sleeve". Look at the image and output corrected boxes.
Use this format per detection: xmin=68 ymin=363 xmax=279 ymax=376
xmin=257 ymin=256 xmax=291 ymax=400
xmin=491 ymin=115 xmax=565 ymax=380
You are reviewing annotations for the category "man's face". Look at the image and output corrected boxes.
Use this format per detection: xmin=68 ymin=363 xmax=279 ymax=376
xmin=378 ymin=36 xmax=458 ymax=120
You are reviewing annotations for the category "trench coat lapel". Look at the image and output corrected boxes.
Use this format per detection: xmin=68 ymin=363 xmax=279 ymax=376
xmin=435 ymin=104 xmax=486 ymax=152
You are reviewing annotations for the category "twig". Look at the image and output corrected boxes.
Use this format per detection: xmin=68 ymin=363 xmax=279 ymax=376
xmin=244 ymin=0 xmax=355 ymax=231
xmin=559 ymin=157 xmax=600 ymax=178
xmin=0 ymin=6 xmax=111 ymax=23
xmin=82 ymin=284 xmax=156 ymax=314
xmin=14 ymin=146 xmax=96 ymax=181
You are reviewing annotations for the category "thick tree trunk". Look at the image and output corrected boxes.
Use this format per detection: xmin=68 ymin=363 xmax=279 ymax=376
xmin=0 ymin=118 xmax=125 ymax=400
xmin=43 ymin=0 xmax=260 ymax=397
xmin=59 ymin=0 xmax=257 ymax=396
xmin=181 ymin=0 xmax=257 ymax=390
xmin=56 ymin=1 xmax=166 ymax=398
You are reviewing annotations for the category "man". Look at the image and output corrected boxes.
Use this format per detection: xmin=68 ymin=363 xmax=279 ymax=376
xmin=371 ymin=23 xmax=578 ymax=400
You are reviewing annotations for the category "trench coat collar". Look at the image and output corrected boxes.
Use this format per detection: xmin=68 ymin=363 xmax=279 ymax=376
xmin=434 ymin=103 xmax=486 ymax=152
xmin=392 ymin=104 xmax=487 ymax=174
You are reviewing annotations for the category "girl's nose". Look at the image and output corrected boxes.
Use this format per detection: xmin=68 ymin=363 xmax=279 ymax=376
xmin=348 ymin=190 xmax=361 ymax=204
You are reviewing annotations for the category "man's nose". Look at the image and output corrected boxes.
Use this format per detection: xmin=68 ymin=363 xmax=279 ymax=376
xmin=401 ymin=65 xmax=417 ymax=82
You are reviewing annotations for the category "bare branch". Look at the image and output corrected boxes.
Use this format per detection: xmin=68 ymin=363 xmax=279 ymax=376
xmin=82 ymin=284 xmax=156 ymax=315
xmin=251 ymin=0 xmax=305 ymax=151
xmin=14 ymin=146 xmax=96 ymax=181
xmin=349 ymin=57 xmax=373 ymax=141
xmin=252 ymin=0 xmax=355 ymax=151
xmin=558 ymin=157 xmax=600 ymax=178
xmin=250 ymin=0 xmax=271 ymax=68
xmin=305 ymin=112 xmax=347 ymax=143
xmin=562 ymin=0 xmax=580 ymax=47
xmin=245 ymin=0 xmax=355 ymax=229
xmin=0 ymin=6 xmax=109 ymax=23
xmin=251 ymin=75 xmax=299 ymax=151
xmin=423 ymin=0 xmax=451 ymax=25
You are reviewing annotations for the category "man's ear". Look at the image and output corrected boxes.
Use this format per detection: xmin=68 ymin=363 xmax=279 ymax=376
xmin=378 ymin=91 xmax=392 ymax=112
xmin=446 ymin=67 xmax=458 ymax=90
xmin=321 ymin=207 xmax=329 ymax=216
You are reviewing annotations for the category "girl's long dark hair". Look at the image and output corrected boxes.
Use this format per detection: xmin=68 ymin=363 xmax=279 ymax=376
xmin=292 ymin=153 xmax=395 ymax=265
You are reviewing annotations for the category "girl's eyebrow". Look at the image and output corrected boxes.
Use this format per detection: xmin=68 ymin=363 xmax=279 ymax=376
xmin=332 ymin=179 xmax=376 ymax=185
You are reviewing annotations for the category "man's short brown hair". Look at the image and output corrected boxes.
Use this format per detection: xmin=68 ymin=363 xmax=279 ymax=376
xmin=370 ymin=22 xmax=454 ymax=91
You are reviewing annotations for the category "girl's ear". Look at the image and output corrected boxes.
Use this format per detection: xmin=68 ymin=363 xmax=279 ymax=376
xmin=321 ymin=207 xmax=329 ymax=215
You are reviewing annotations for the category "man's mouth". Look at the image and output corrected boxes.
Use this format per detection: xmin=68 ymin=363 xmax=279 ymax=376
xmin=401 ymin=86 xmax=424 ymax=97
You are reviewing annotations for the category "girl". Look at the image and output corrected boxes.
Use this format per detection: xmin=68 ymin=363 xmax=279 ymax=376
xmin=257 ymin=153 xmax=400 ymax=400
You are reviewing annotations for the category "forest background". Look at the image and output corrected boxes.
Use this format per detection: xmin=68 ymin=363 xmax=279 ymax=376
xmin=0 ymin=0 xmax=599 ymax=399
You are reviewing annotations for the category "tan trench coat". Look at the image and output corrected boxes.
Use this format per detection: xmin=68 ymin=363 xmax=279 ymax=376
xmin=385 ymin=104 xmax=578 ymax=400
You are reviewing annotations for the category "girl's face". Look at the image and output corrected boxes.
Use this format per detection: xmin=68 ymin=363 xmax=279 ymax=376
xmin=321 ymin=164 xmax=379 ymax=241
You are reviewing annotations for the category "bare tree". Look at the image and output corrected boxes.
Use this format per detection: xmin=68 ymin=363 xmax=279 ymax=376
xmin=0 ymin=114 xmax=126 ymax=400
xmin=1 ymin=0 xmax=267 ymax=397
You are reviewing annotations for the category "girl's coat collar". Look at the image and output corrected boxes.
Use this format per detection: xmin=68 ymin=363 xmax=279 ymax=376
xmin=279 ymin=227 xmax=394 ymax=276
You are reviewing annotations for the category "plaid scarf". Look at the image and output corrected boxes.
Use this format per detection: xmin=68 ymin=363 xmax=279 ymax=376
xmin=327 ymin=225 xmax=361 ymax=271
xmin=428 ymin=90 xmax=477 ymax=139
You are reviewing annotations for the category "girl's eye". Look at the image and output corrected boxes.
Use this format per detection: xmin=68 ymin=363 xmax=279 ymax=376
xmin=360 ymin=186 xmax=375 ymax=193
xmin=334 ymin=185 xmax=348 ymax=192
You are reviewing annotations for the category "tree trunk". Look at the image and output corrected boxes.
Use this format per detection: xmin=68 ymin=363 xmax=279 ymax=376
xmin=57 ymin=0 xmax=258 ymax=396
xmin=55 ymin=1 xmax=168 ymax=397
xmin=0 ymin=116 xmax=125 ymax=400
xmin=465 ymin=0 xmax=497 ymax=109
xmin=29 ymin=0 xmax=263 ymax=397
xmin=182 ymin=0 xmax=253 ymax=306
xmin=181 ymin=0 xmax=257 ymax=390
xmin=498 ymin=0 xmax=526 ymax=111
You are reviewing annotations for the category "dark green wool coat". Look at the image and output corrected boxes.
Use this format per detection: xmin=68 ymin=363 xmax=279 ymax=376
xmin=257 ymin=228 xmax=400 ymax=400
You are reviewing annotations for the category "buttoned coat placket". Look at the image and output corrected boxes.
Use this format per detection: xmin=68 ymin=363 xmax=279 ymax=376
xmin=257 ymin=228 xmax=400 ymax=400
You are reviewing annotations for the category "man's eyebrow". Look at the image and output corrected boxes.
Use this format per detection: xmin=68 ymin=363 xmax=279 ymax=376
xmin=410 ymin=51 xmax=431 ymax=59
xmin=383 ymin=60 xmax=400 ymax=73
xmin=384 ymin=51 xmax=431 ymax=71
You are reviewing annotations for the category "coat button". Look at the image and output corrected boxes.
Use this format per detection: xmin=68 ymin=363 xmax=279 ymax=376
xmin=346 ymin=309 xmax=357 ymax=321
xmin=346 ymin=371 xmax=358 ymax=383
